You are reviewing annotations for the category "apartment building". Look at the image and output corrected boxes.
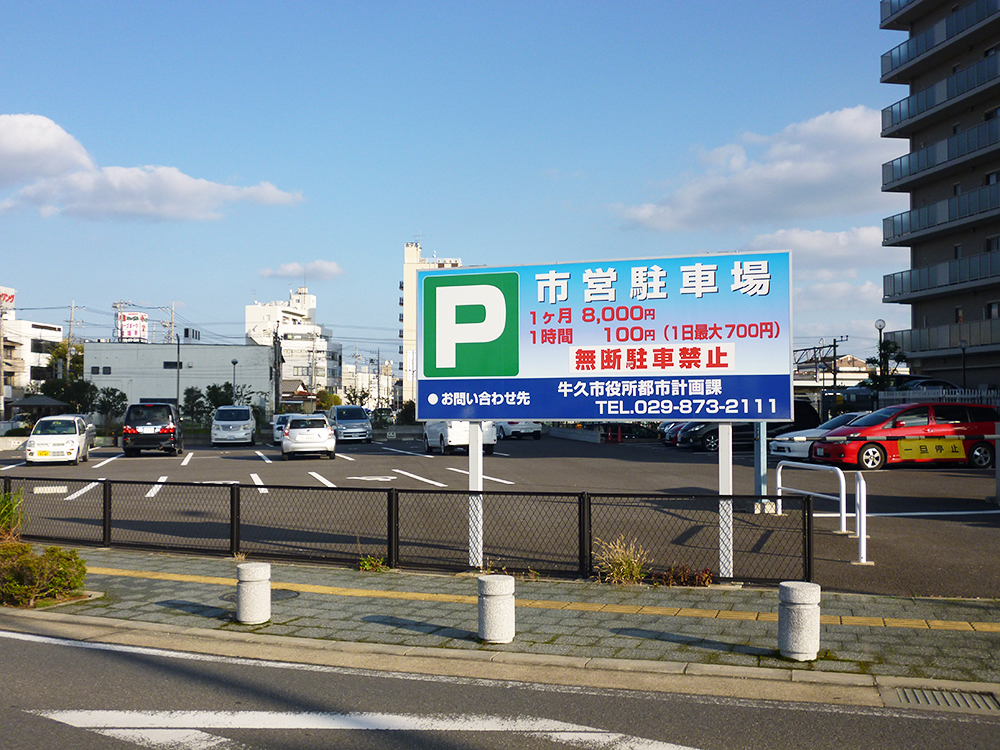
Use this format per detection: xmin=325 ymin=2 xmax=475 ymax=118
xmin=881 ymin=0 xmax=1000 ymax=388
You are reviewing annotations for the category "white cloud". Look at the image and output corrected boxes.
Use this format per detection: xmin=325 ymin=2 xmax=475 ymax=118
xmin=258 ymin=260 xmax=345 ymax=280
xmin=0 ymin=113 xmax=302 ymax=220
xmin=743 ymin=226 xmax=907 ymax=282
xmin=617 ymin=106 xmax=903 ymax=231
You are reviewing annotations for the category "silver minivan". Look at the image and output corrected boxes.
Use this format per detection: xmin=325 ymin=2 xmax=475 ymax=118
xmin=328 ymin=405 xmax=373 ymax=443
xmin=211 ymin=405 xmax=256 ymax=447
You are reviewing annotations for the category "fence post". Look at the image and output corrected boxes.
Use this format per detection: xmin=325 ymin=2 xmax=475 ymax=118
xmin=2 ymin=475 xmax=10 ymax=497
xmin=102 ymin=480 xmax=112 ymax=547
xmin=803 ymin=495 xmax=814 ymax=582
xmin=387 ymin=488 xmax=399 ymax=569
xmin=578 ymin=492 xmax=592 ymax=578
xmin=229 ymin=484 xmax=240 ymax=557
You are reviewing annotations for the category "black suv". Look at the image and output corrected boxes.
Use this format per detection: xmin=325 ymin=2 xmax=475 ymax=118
xmin=676 ymin=400 xmax=821 ymax=452
xmin=121 ymin=403 xmax=184 ymax=456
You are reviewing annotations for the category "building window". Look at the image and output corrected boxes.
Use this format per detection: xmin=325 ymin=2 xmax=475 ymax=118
xmin=953 ymin=183 xmax=962 ymax=195
xmin=956 ymin=307 xmax=964 ymax=323
xmin=955 ymin=243 xmax=963 ymax=258
xmin=30 ymin=339 xmax=54 ymax=354
xmin=91 ymin=366 xmax=100 ymax=374
xmin=986 ymin=172 xmax=1000 ymax=186
xmin=162 ymin=361 xmax=179 ymax=370
xmin=988 ymin=302 xmax=1000 ymax=320
xmin=103 ymin=366 xmax=112 ymax=375
xmin=988 ymin=237 xmax=1000 ymax=253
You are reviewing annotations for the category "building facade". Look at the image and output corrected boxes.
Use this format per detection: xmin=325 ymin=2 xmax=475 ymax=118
xmin=0 ymin=299 xmax=64 ymax=418
xmin=881 ymin=0 xmax=1000 ymax=389
xmin=245 ymin=287 xmax=342 ymax=401
xmin=84 ymin=342 xmax=275 ymax=415
xmin=399 ymin=242 xmax=462 ymax=405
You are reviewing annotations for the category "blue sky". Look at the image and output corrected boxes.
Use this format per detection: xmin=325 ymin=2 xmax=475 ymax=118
xmin=1 ymin=1 xmax=908 ymax=365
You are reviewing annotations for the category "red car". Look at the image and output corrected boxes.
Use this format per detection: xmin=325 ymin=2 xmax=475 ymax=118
xmin=811 ymin=402 xmax=999 ymax=470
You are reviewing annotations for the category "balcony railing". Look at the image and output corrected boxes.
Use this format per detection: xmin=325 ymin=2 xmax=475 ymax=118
xmin=887 ymin=319 xmax=1000 ymax=353
xmin=884 ymin=249 xmax=1000 ymax=300
xmin=881 ymin=0 xmax=919 ymax=23
xmin=882 ymin=1 xmax=1000 ymax=78
xmin=883 ymin=119 xmax=1000 ymax=187
xmin=883 ymin=53 xmax=1000 ymax=133
xmin=883 ymin=183 xmax=1000 ymax=243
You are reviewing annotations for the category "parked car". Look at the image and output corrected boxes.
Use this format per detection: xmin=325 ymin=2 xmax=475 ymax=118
xmin=768 ymin=411 xmax=869 ymax=461
xmin=424 ymin=420 xmax=497 ymax=455
xmin=211 ymin=405 xmax=256 ymax=447
xmin=328 ymin=405 xmax=373 ymax=443
xmin=886 ymin=377 xmax=961 ymax=392
xmin=281 ymin=414 xmax=336 ymax=460
xmin=495 ymin=420 xmax=542 ymax=440
xmin=677 ymin=400 xmax=821 ymax=451
xmin=811 ymin=402 xmax=1000 ymax=470
xmin=271 ymin=413 xmax=292 ymax=445
xmin=25 ymin=415 xmax=91 ymax=465
xmin=121 ymin=403 xmax=184 ymax=457
xmin=65 ymin=413 xmax=97 ymax=449
xmin=660 ymin=422 xmax=687 ymax=446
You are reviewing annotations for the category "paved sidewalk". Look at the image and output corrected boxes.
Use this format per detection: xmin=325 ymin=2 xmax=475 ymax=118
xmin=3 ymin=546 xmax=995 ymax=694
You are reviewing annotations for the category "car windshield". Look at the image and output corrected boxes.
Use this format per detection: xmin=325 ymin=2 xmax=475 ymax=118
xmin=216 ymin=407 xmax=250 ymax=421
xmin=819 ymin=413 xmax=865 ymax=430
xmin=33 ymin=419 xmax=77 ymax=435
xmin=128 ymin=406 xmax=172 ymax=423
xmin=336 ymin=406 xmax=368 ymax=420
xmin=844 ymin=406 xmax=905 ymax=428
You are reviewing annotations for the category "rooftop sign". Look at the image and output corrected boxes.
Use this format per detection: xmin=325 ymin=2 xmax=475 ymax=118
xmin=416 ymin=251 xmax=792 ymax=422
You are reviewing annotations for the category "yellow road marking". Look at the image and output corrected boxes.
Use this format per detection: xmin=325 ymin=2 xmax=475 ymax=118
xmin=84 ymin=566 xmax=996 ymax=632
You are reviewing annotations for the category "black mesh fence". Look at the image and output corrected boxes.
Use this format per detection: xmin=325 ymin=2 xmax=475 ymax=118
xmin=5 ymin=475 xmax=811 ymax=583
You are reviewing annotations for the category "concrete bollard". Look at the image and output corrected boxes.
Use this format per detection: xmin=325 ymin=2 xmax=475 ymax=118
xmin=236 ymin=562 xmax=271 ymax=625
xmin=778 ymin=581 xmax=821 ymax=661
xmin=478 ymin=574 xmax=515 ymax=644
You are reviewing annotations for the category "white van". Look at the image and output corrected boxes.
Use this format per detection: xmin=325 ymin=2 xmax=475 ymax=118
xmin=423 ymin=420 xmax=497 ymax=455
xmin=211 ymin=405 xmax=256 ymax=446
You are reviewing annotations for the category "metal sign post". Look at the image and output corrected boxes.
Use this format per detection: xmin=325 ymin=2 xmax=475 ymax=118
xmin=468 ymin=421 xmax=484 ymax=568
xmin=718 ymin=423 xmax=734 ymax=578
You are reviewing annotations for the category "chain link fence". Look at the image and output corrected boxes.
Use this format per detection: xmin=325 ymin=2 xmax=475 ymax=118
xmin=4 ymin=475 xmax=812 ymax=583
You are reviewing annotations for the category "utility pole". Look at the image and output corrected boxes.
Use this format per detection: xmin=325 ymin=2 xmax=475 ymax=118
xmin=66 ymin=300 xmax=75 ymax=380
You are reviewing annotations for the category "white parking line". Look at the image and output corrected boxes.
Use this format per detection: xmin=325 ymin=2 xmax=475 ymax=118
xmin=308 ymin=472 xmax=336 ymax=488
xmin=335 ymin=453 xmax=355 ymax=461
xmin=250 ymin=473 xmax=268 ymax=494
xmin=145 ymin=476 xmax=168 ymax=498
xmin=66 ymin=481 xmax=101 ymax=501
xmin=181 ymin=452 xmax=193 ymax=466
xmin=392 ymin=469 xmax=447 ymax=487
xmin=1 ymin=462 xmax=25 ymax=471
xmin=92 ymin=455 xmax=120 ymax=469
xmin=255 ymin=451 xmax=272 ymax=464
xmin=446 ymin=468 xmax=515 ymax=485
xmin=381 ymin=446 xmax=432 ymax=458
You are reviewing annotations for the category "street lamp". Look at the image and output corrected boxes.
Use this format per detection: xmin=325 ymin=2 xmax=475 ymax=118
xmin=960 ymin=339 xmax=968 ymax=390
xmin=874 ymin=319 xmax=886 ymax=405
xmin=231 ymin=358 xmax=238 ymax=404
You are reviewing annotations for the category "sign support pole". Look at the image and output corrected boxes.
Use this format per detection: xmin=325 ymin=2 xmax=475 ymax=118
xmin=468 ymin=421 xmax=484 ymax=568
xmin=718 ymin=422 xmax=734 ymax=579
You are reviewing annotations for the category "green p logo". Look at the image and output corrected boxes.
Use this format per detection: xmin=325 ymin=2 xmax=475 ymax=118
xmin=423 ymin=272 xmax=519 ymax=377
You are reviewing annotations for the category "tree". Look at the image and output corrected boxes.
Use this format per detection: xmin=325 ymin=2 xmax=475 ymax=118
xmin=45 ymin=339 xmax=84 ymax=380
xmin=40 ymin=378 xmax=97 ymax=413
xmin=183 ymin=387 xmax=210 ymax=422
xmin=344 ymin=386 xmax=371 ymax=406
xmin=315 ymin=390 xmax=336 ymax=411
xmin=94 ymin=387 xmax=128 ymax=435
xmin=396 ymin=400 xmax=416 ymax=425
xmin=205 ymin=383 xmax=254 ymax=410
xmin=864 ymin=340 xmax=907 ymax=391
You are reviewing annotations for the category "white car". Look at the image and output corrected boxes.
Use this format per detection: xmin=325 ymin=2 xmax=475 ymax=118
xmin=423 ymin=420 xmax=497 ymax=455
xmin=328 ymin=404 xmax=373 ymax=443
xmin=495 ymin=420 xmax=542 ymax=440
xmin=65 ymin=414 xmax=97 ymax=448
xmin=281 ymin=415 xmax=336 ymax=460
xmin=211 ymin=405 xmax=256 ymax=447
xmin=25 ymin=415 xmax=91 ymax=465
xmin=271 ymin=413 xmax=292 ymax=445
xmin=768 ymin=411 xmax=870 ymax=461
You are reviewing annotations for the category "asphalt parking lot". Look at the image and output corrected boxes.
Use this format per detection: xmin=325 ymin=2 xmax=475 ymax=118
xmin=3 ymin=434 xmax=999 ymax=599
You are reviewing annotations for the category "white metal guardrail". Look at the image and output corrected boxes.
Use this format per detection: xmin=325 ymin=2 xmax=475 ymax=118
xmin=776 ymin=461 xmax=870 ymax=565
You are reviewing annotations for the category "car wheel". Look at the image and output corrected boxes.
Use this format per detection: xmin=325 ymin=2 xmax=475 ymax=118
xmin=328 ymin=450 xmax=336 ymax=459
xmin=969 ymin=441 xmax=995 ymax=469
xmin=250 ymin=435 xmax=256 ymax=446
xmin=532 ymin=431 xmax=541 ymax=440
xmin=81 ymin=446 xmax=89 ymax=463
xmin=281 ymin=450 xmax=290 ymax=461
xmin=498 ymin=426 xmax=506 ymax=440
xmin=858 ymin=443 xmax=886 ymax=470
xmin=423 ymin=434 xmax=433 ymax=454
xmin=702 ymin=431 xmax=720 ymax=452
xmin=440 ymin=436 xmax=448 ymax=455
xmin=484 ymin=444 xmax=495 ymax=455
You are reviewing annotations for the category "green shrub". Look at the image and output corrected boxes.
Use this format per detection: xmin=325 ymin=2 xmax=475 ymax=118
xmin=594 ymin=535 xmax=652 ymax=584
xmin=0 ymin=488 xmax=26 ymax=541
xmin=0 ymin=542 xmax=87 ymax=607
